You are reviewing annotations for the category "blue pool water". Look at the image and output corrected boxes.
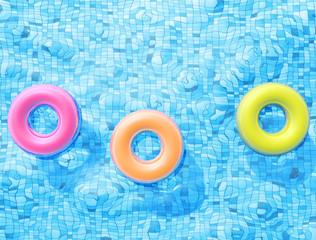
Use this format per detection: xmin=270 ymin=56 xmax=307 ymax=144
xmin=1 ymin=0 xmax=316 ymax=239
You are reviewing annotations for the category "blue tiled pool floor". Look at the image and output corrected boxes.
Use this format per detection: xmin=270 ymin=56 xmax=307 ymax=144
xmin=0 ymin=0 xmax=316 ymax=239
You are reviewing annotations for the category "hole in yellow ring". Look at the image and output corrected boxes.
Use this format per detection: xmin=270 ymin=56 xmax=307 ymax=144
xmin=257 ymin=103 xmax=290 ymax=135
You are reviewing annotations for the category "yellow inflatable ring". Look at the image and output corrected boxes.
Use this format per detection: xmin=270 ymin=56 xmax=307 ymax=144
xmin=236 ymin=83 xmax=309 ymax=155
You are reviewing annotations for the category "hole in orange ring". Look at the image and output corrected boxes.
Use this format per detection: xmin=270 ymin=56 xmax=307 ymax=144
xmin=131 ymin=130 xmax=162 ymax=161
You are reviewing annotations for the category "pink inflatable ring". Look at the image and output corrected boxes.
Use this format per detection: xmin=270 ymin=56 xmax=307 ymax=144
xmin=8 ymin=84 xmax=81 ymax=156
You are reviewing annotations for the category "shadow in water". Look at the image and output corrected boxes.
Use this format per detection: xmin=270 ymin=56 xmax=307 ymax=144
xmin=245 ymin=134 xmax=316 ymax=187
xmin=141 ymin=148 xmax=206 ymax=217
xmin=36 ymin=120 xmax=107 ymax=193
xmin=104 ymin=148 xmax=206 ymax=218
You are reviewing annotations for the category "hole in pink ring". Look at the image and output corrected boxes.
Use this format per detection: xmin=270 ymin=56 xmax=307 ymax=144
xmin=27 ymin=104 xmax=59 ymax=136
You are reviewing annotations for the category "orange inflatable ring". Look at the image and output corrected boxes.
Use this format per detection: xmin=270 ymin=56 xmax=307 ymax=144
xmin=110 ymin=110 xmax=183 ymax=183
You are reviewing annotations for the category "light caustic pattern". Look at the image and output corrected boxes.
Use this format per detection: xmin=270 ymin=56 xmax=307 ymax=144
xmin=0 ymin=0 xmax=316 ymax=239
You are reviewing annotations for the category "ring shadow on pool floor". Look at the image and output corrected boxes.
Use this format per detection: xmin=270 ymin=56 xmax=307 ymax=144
xmin=245 ymin=134 xmax=316 ymax=187
xmin=36 ymin=122 xmax=206 ymax=218
xmin=36 ymin=119 xmax=108 ymax=193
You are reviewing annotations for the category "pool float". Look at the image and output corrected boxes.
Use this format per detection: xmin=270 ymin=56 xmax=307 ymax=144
xmin=110 ymin=110 xmax=183 ymax=183
xmin=8 ymin=84 xmax=81 ymax=156
xmin=236 ymin=83 xmax=309 ymax=155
